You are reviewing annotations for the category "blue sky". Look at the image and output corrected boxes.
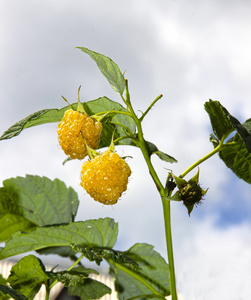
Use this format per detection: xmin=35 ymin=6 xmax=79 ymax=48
xmin=1 ymin=1 xmax=251 ymax=299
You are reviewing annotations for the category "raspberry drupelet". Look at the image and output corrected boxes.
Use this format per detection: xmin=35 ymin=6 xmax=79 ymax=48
xmin=80 ymin=150 xmax=131 ymax=204
xmin=57 ymin=109 xmax=102 ymax=159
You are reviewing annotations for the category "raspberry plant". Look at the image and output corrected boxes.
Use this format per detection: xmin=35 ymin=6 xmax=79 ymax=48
xmin=0 ymin=47 xmax=251 ymax=300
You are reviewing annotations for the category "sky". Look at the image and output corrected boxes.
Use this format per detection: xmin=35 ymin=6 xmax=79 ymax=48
xmin=1 ymin=1 xmax=251 ymax=299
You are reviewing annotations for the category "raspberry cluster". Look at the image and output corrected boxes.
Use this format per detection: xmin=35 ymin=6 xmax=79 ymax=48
xmin=80 ymin=150 xmax=131 ymax=205
xmin=57 ymin=109 xmax=102 ymax=159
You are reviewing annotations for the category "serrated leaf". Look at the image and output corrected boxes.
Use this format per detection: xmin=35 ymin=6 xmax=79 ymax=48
xmin=204 ymin=100 xmax=235 ymax=140
xmin=0 ymin=214 xmax=35 ymax=242
xmin=83 ymin=97 xmax=136 ymax=147
xmin=218 ymin=132 xmax=251 ymax=183
xmin=146 ymin=141 xmax=177 ymax=163
xmin=205 ymin=100 xmax=251 ymax=153
xmin=2 ymin=175 xmax=79 ymax=227
xmin=109 ymin=243 xmax=170 ymax=300
xmin=8 ymin=255 xmax=49 ymax=300
xmin=72 ymin=246 xmax=140 ymax=270
xmin=0 ymin=109 xmax=51 ymax=140
xmin=220 ymin=108 xmax=251 ymax=152
xmin=50 ymin=266 xmax=97 ymax=287
xmin=36 ymin=245 xmax=77 ymax=259
xmin=0 ymin=98 xmax=136 ymax=149
xmin=0 ymin=285 xmax=28 ymax=300
xmin=0 ymin=218 xmax=118 ymax=260
xmin=68 ymin=278 xmax=111 ymax=300
xmin=77 ymin=47 xmax=125 ymax=95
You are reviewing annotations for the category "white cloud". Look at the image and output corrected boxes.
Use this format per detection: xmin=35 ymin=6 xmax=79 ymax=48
xmin=175 ymin=218 xmax=251 ymax=299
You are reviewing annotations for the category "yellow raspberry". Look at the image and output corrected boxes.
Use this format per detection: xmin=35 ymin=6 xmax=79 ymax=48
xmin=80 ymin=150 xmax=131 ymax=205
xmin=57 ymin=109 xmax=102 ymax=159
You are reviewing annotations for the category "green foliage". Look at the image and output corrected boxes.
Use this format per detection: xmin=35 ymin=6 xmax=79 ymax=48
xmin=77 ymin=47 xmax=125 ymax=95
xmin=0 ymin=175 xmax=79 ymax=242
xmin=49 ymin=266 xmax=98 ymax=287
xmin=72 ymin=246 xmax=140 ymax=271
xmin=68 ymin=278 xmax=111 ymax=300
xmin=0 ymin=284 xmax=28 ymax=300
xmin=0 ymin=218 xmax=118 ymax=260
xmin=8 ymin=255 xmax=49 ymax=299
xmin=0 ymin=98 xmax=136 ymax=148
xmin=109 ymin=243 xmax=170 ymax=300
xmin=145 ymin=141 xmax=177 ymax=163
xmin=205 ymin=100 xmax=251 ymax=183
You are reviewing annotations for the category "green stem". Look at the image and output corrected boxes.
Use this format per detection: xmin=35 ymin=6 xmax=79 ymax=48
xmin=122 ymin=79 xmax=178 ymax=299
xmin=48 ymin=254 xmax=85 ymax=290
xmin=162 ymin=199 xmax=177 ymax=300
xmin=113 ymin=262 xmax=166 ymax=299
xmin=180 ymin=133 xmax=229 ymax=178
xmin=139 ymin=94 xmax=163 ymax=121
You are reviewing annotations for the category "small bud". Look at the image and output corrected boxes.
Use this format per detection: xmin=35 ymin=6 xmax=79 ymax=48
xmin=169 ymin=169 xmax=208 ymax=215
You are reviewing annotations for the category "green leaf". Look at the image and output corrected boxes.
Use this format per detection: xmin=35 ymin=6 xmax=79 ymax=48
xmin=0 ymin=109 xmax=52 ymax=140
xmin=0 ymin=275 xmax=10 ymax=300
xmin=205 ymin=101 xmax=251 ymax=183
xmin=77 ymin=47 xmax=125 ymax=95
xmin=49 ymin=266 xmax=98 ymax=287
xmin=205 ymin=100 xmax=251 ymax=153
xmin=220 ymin=110 xmax=251 ymax=152
xmin=0 ymin=218 xmax=118 ymax=260
xmin=0 ymin=214 xmax=35 ymax=243
xmin=146 ymin=141 xmax=177 ymax=163
xmin=0 ymin=186 xmax=35 ymax=242
xmin=8 ymin=255 xmax=49 ymax=300
xmin=0 ymin=284 xmax=28 ymax=300
xmin=0 ymin=98 xmax=136 ymax=148
xmin=36 ymin=245 xmax=77 ymax=259
xmin=204 ymin=100 xmax=234 ymax=140
xmin=109 ymin=243 xmax=170 ymax=300
xmin=218 ymin=132 xmax=251 ymax=183
xmin=68 ymin=278 xmax=111 ymax=300
xmin=72 ymin=246 xmax=140 ymax=270
xmin=83 ymin=97 xmax=136 ymax=147
xmin=2 ymin=175 xmax=79 ymax=227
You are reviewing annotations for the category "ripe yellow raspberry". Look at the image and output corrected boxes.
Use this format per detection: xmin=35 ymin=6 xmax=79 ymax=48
xmin=80 ymin=150 xmax=131 ymax=205
xmin=57 ymin=109 xmax=102 ymax=159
